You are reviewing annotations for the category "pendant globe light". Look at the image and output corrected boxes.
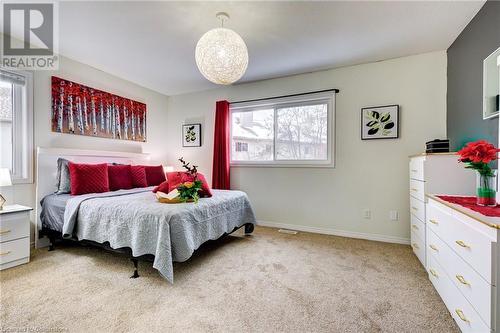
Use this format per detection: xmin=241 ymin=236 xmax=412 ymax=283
xmin=195 ymin=12 xmax=248 ymax=85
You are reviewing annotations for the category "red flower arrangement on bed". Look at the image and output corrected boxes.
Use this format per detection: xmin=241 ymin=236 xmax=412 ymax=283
xmin=154 ymin=158 xmax=212 ymax=203
xmin=176 ymin=157 xmax=204 ymax=203
xmin=457 ymin=140 xmax=500 ymax=206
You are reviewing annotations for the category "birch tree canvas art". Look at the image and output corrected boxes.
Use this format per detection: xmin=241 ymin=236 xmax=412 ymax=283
xmin=51 ymin=76 xmax=147 ymax=142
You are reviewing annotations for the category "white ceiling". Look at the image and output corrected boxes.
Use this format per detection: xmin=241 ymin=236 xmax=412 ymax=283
xmin=54 ymin=1 xmax=484 ymax=96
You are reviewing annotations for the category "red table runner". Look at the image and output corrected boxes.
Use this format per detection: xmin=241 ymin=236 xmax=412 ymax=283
xmin=436 ymin=195 xmax=500 ymax=217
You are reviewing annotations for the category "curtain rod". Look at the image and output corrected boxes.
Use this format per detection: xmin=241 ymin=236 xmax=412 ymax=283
xmin=229 ymin=88 xmax=340 ymax=105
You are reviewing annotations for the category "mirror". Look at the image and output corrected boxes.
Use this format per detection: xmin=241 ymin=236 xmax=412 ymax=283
xmin=483 ymin=46 xmax=500 ymax=119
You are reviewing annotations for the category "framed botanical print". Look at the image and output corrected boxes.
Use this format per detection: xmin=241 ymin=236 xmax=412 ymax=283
xmin=361 ymin=105 xmax=399 ymax=140
xmin=182 ymin=123 xmax=202 ymax=147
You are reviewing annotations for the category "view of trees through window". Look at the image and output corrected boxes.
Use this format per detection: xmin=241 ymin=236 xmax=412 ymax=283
xmin=231 ymin=101 xmax=329 ymax=163
xmin=276 ymin=104 xmax=327 ymax=160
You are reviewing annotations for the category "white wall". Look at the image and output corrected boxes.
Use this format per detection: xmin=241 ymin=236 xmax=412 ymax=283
xmin=5 ymin=55 xmax=169 ymax=241
xmin=165 ymin=51 xmax=447 ymax=243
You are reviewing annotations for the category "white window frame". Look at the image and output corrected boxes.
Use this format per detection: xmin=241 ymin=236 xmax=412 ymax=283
xmin=0 ymin=69 xmax=33 ymax=184
xmin=230 ymin=91 xmax=335 ymax=168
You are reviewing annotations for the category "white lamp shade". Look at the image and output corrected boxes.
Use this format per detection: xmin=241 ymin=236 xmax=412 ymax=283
xmin=0 ymin=168 xmax=12 ymax=187
xmin=163 ymin=165 xmax=174 ymax=173
xmin=195 ymin=27 xmax=249 ymax=85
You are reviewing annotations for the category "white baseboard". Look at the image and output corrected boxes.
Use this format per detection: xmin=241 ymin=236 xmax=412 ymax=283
xmin=257 ymin=220 xmax=410 ymax=245
xmin=34 ymin=236 xmax=50 ymax=249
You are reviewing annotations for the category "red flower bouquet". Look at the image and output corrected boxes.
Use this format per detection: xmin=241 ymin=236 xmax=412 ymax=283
xmin=458 ymin=140 xmax=500 ymax=206
xmin=176 ymin=157 xmax=202 ymax=203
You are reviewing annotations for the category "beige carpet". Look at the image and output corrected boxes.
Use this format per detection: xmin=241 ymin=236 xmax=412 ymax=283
xmin=1 ymin=226 xmax=458 ymax=333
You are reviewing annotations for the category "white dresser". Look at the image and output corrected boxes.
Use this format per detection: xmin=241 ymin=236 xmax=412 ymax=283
xmin=0 ymin=205 xmax=32 ymax=270
xmin=426 ymin=195 xmax=499 ymax=332
xmin=409 ymin=153 xmax=475 ymax=267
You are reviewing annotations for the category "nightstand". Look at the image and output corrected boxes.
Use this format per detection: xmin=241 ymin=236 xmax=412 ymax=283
xmin=0 ymin=205 xmax=32 ymax=270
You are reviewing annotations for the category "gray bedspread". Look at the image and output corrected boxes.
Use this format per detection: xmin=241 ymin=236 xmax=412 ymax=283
xmin=62 ymin=188 xmax=256 ymax=282
xmin=40 ymin=193 xmax=72 ymax=232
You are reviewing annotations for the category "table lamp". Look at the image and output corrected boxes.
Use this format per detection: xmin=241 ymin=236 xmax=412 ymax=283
xmin=0 ymin=168 xmax=12 ymax=210
xmin=163 ymin=165 xmax=174 ymax=173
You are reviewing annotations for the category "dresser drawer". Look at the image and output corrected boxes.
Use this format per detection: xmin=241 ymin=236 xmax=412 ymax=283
xmin=428 ymin=229 xmax=493 ymax=327
xmin=409 ymin=157 xmax=425 ymax=181
xmin=426 ymin=199 xmax=451 ymax=235
xmin=409 ymin=178 xmax=425 ymax=201
xmin=0 ymin=237 xmax=29 ymax=265
xmin=410 ymin=213 xmax=425 ymax=242
xmin=427 ymin=200 xmax=494 ymax=284
xmin=411 ymin=231 xmax=425 ymax=267
xmin=410 ymin=196 xmax=425 ymax=222
xmin=427 ymin=255 xmax=490 ymax=333
xmin=0 ymin=211 xmax=30 ymax=243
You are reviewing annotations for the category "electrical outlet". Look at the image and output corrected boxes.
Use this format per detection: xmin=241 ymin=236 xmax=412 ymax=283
xmin=363 ymin=209 xmax=371 ymax=219
xmin=389 ymin=210 xmax=399 ymax=221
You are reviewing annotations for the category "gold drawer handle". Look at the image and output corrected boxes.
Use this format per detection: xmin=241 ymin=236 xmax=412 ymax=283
xmin=412 ymin=224 xmax=419 ymax=230
xmin=456 ymin=275 xmax=470 ymax=286
xmin=429 ymin=268 xmax=439 ymax=278
xmin=455 ymin=309 xmax=469 ymax=323
xmin=411 ymin=206 xmax=418 ymax=211
xmin=412 ymin=243 xmax=420 ymax=250
xmin=411 ymin=188 xmax=418 ymax=192
xmin=0 ymin=251 xmax=11 ymax=256
xmin=429 ymin=244 xmax=438 ymax=251
xmin=455 ymin=240 xmax=470 ymax=248
xmin=429 ymin=219 xmax=438 ymax=225
xmin=0 ymin=229 xmax=11 ymax=235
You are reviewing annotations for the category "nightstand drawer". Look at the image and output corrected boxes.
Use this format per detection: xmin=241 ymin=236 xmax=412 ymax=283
xmin=0 ymin=211 xmax=30 ymax=243
xmin=0 ymin=237 xmax=29 ymax=265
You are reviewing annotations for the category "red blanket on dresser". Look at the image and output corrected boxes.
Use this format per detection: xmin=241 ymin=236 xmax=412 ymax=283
xmin=436 ymin=195 xmax=500 ymax=217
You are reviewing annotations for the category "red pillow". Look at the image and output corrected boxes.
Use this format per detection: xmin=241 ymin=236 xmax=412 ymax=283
xmin=143 ymin=165 xmax=166 ymax=186
xmin=166 ymin=172 xmax=212 ymax=198
xmin=152 ymin=180 xmax=169 ymax=193
xmin=108 ymin=165 xmax=133 ymax=191
xmin=130 ymin=165 xmax=148 ymax=188
xmin=68 ymin=162 xmax=109 ymax=195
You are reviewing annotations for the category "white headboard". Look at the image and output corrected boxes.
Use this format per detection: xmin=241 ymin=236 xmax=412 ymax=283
xmin=35 ymin=147 xmax=151 ymax=248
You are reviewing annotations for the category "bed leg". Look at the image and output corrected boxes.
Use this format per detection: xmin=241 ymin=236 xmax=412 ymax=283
xmin=48 ymin=235 xmax=56 ymax=251
xmin=244 ymin=223 xmax=254 ymax=234
xmin=130 ymin=258 xmax=140 ymax=278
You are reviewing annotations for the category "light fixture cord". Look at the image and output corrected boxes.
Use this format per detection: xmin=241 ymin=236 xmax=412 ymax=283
xmin=216 ymin=12 xmax=229 ymax=28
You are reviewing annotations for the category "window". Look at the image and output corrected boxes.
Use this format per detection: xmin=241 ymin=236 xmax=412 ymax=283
xmin=230 ymin=91 xmax=335 ymax=167
xmin=0 ymin=70 xmax=33 ymax=183
xmin=235 ymin=142 xmax=248 ymax=152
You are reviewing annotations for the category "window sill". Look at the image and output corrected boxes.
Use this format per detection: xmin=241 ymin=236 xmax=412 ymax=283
xmin=11 ymin=178 xmax=34 ymax=185
xmin=230 ymin=163 xmax=335 ymax=169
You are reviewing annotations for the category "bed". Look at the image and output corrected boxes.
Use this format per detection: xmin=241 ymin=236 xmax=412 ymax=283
xmin=35 ymin=147 xmax=256 ymax=283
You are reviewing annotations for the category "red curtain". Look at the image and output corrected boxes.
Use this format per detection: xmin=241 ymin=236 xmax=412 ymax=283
xmin=212 ymin=100 xmax=230 ymax=189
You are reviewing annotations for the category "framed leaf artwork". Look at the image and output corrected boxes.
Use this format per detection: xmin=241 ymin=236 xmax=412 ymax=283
xmin=361 ymin=105 xmax=399 ymax=140
xmin=182 ymin=123 xmax=202 ymax=147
